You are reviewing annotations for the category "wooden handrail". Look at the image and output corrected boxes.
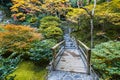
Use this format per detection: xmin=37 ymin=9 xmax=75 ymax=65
xmin=51 ymin=40 xmax=65 ymax=70
xmin=51 ymin=40 xmax=65 ymax=50
xmin=77 ymin=40 xmax=91 ymax=75
xmin=77 ymin=40 xmax=90 ymax=51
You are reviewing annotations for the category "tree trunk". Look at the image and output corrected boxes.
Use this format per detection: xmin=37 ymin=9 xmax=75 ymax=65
xmin=79 ymin=0 xmax=96 ymax=48
xmin=90 ymin=0 xmax=96 ymax=48
xmin=90 ymin=18 xmax=94 ymax=48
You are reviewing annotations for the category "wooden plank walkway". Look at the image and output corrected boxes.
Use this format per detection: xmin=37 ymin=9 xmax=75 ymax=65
xmin=56 ymin=49 xmax=87 ymax=73
xmin=47 ymin=48 xmax=99 ymax=80
xmin=47 ymin=32 xmax=99 ymax=80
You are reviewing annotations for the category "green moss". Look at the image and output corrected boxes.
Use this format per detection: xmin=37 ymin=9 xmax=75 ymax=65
xmin=7 ymin=61 xmax=47 ymax=80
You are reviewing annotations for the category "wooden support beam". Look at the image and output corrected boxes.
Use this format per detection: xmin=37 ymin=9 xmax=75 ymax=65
xmin=52 ymin=49 xmax=56 ymax=71
xmin=87 ymin=49 xmax=91 ymax=75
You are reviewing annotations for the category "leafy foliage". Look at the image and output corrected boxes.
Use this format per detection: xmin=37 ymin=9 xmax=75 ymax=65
xmin=0 ymin=0 xmax=120 ymax=80
xmin=44 ymin=26 xmax=63 ymax=40
xmin=68 ymin=0 xmax=120 ymax=46
xmin=0 ymin=24 xmax=42 ymax=56
xmin=0 ymin=55 xmax=21 ymax=80
xmin=92 ymin=41 xmax=120 ymax=80
xmin=10 ymin=0 xmax=41 ymax=21
xmin=94 ymin=0 xmax=120 ymax=26
xmin=0 ymin=24 xmax=57 ymax=79
xmin=40 ymin=16 xmax=61 ymax=23
xmin=9 ymin=0 xmax=70 ymax=27
xmin=42 ymin=0 xmax=70 ymax=17
xmin=39 ymin=16 xmax=63 ymax=41
xmin=67 ymin=0 xmax=120 ymax=27
xmin=29 ymin=39 xmax=56 ymax=62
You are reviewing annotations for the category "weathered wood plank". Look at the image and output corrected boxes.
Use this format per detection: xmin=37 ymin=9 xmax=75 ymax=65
xmin=56 ymin=49 xmax=87 ymax=73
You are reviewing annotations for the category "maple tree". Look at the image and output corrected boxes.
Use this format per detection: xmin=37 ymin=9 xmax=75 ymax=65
xmin=41 ymin=0 xmax=70 ymax=18
xmin=10 ymin=0 xmax=41 ymax=21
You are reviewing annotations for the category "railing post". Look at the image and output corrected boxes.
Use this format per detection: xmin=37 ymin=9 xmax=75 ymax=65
xmin=63 ymin=41 xmax=66 ymax=49
xmin=87 ymin=49 xmax=91 ymax=75
xmin=76 ymin=40 xmax=79 ymax=50
xmin=50 ymin=40 xmax=65 ymax=71
xmin=52 ymin=49 xmax=56 ymax=71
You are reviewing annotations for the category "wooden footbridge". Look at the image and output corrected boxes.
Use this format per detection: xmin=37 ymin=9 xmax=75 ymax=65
xmin=47 ymin=33 xmax=99 ymax=80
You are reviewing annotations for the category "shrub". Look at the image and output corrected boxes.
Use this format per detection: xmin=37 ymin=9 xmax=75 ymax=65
xmin=29 ymin=39 xmax=56 ymax=62
xmin=39 ymin=16 xmax=63 ymax=41
xmin=0 ymin=24 xmax=42 ymax=57
xmin=0 ymin=55 xmax=21 ymax=79
xmin=40 ymin=21 xmax=60 ymax=30
xmin=39 ymin=16 xmax=61 ymax=31
xmin=92 ymin=41 xmax=120 ymax=80
xmin=44 ymin=26 xmax=63 ymax=40
xmin=40 ymin=16 xmax=61 ymax=23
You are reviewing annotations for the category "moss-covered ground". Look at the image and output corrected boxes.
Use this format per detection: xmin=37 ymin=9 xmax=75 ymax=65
xmin=7 ymin=61 xmax=47 ymax=80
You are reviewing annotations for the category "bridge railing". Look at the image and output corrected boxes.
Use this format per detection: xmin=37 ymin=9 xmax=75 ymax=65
xmin=50 ymin=40 xmax=65 ymax=71
xmin=77 ymin=40 xmax=91 ymax=75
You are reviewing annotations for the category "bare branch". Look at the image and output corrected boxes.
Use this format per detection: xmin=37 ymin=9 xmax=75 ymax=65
xmin=79 ymin=6 xmax=92 ymax=17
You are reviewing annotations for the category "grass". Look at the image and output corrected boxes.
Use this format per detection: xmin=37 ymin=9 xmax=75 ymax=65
xmin=7 ymin=61 xmax=47 ymax=80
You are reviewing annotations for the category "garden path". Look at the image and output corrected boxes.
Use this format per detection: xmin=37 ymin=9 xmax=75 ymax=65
xmin=46 ymin=28 xmax=99 ymax=80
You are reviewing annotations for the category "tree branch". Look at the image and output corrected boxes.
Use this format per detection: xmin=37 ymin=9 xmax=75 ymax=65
xmin=79 ymin=6 xmax=92 ymax=17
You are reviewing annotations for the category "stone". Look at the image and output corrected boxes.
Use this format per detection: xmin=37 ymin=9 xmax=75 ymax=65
xmin=48 ymin=76 xmax=59 ymax=80
xmin=74 ymin=75 xmax=81 ymax=79
xmin=63 ymin=76 xmax=73 ymax=80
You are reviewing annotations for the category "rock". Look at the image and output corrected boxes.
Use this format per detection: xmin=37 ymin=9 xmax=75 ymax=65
xmin=74 ymin=75 xmax=81 ymax=79
xmin=63 ymin=75 xmax=73 ymax=80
